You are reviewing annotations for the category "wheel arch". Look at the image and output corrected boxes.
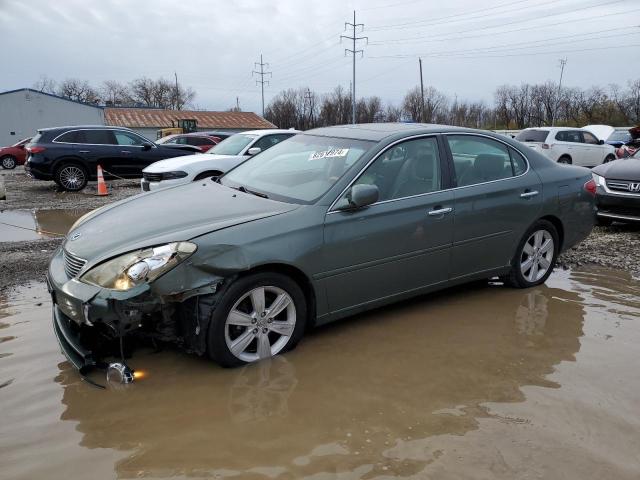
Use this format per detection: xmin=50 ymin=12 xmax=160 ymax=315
xmin=193 ymin=170 xmax=223 ymax=181
xmin=239 ymin=263 xmax=317 ymax=329
xmin=52 ymin=156 xmax=90 ymax=175
xmin=557 ymin=154 xmax=572 ymax=164
xmin=538 ymin=215 xmax=564 ymax=251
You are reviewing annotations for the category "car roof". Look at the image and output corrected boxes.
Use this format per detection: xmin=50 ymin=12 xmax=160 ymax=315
xmin=238 ymin=129 xmax=301 ymax=136
xmin=38 ymin=125 xmax=135 ymax=133
xmin=305 ymin=123 xmax=486 ymax=142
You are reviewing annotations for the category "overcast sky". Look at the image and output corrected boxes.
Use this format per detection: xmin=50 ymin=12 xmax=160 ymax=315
xmin=1 ymin=0 xmax=639 ymax=114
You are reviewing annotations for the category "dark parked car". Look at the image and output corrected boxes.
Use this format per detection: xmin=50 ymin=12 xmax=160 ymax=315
xmin=48 ymin=124 xmax=595 ymax=376
xmin=591 ymin=149 xmax=640 ymax=224
xmin=155 ymin=133 xmax=221 ymax=152
xmin=25 ymin=126 xmax=196 ymax=191
xmin=0 ymin=137 xmax=31 ymax=169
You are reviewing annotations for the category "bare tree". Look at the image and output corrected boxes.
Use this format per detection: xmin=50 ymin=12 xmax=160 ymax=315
xmin=402 ymin=86 xmax=422 ymax=122
xmin=100 ymin=80 xmax=132 ymax=106
xmin=57 ymin=78 xmax=100 ymax=104
xmin=33 ymin=75 xmax=57 ymax=94
xmin=384 ymin=104 xmax=402 ymax=122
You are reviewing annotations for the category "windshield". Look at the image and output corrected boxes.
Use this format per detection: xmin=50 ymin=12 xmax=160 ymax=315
xmin=12 ymin=138 xmax=31 ymax=147
xmin=209 ymin=134 xmax=256 ymax=155
xmin=221 ymin=134 xmax=374 ymax=204
xmin=156 ymin=135 xmax=177 ymax=144
xmin=515 ymin=129 xmax=549 ymax=142
xmin=608 ymin=130 xmax=631 ymax=142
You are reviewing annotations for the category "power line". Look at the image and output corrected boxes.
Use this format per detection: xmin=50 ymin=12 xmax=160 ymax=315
xmin=252 ymin=54 xmax=272 ymax=117
xmin=341 ymin=10 xmax=368 ymax=125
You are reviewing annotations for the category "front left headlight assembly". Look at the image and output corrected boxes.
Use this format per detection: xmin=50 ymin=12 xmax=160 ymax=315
xmin=81 ymin=242 xmax=197 ymax=291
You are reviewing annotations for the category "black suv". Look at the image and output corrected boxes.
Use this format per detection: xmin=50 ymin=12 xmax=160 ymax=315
xmin=25 ymin=126 xmax=197 ymax=191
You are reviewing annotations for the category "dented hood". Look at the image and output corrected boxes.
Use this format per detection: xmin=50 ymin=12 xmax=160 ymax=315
xmin=64 ymin=181 xmax=298 ymax=264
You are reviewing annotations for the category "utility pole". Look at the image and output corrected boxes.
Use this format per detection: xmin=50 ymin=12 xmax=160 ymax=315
xmin=419 ymin=58 xmax=425 ymax=123
xmin=174 ymin=72 xmax=179 ymax=110
xmin=304 ymin=88 xmax=314 ymax=129
xmin=252 ymin=54 xmax=272 ymax=117
xmin=341 ymin=11 xmax=367 ymax=125
xmin=552 ymin=58 xmax=567 ymax=126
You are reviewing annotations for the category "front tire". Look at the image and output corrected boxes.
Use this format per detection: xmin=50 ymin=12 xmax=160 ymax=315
xmin=54 ymin=163 xmax=88 ymax=191
xmin=604 ymin=154 xmax=615 ymax=163
xmin=504 ymin=220 xmax=559 ymax=288
xmin=1 ymin=156 xmax=17 ymax=169
xmin=207 ymin=272 xmax=307 ymax=367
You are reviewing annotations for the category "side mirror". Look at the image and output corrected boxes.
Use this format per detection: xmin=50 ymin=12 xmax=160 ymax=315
xmin=598 ymin=139 xmax=605 ymax=145
xmin=247 ymin=147 xmax=261 ymax=156
xmin=141 ymin=142 xmax=153 ymax=151
xmin=342 ymin=184 xmax=379 ymax=210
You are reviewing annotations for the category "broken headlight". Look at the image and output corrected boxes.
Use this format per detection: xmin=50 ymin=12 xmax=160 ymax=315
xmin=81 ymin=242 xmax=197 ymax=291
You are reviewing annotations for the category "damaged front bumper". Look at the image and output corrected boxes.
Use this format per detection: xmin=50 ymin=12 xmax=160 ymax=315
xmin=47 ymin=246 xmax=224 ymax=371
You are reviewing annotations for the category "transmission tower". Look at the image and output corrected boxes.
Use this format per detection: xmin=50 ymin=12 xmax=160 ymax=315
xmin=341 ymin=11 xmax=367 ymax=125
xmin=253 ymin=54 xmax=272 ymax=117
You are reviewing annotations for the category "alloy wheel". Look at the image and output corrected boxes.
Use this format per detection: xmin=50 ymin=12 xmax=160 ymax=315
xmin=520 ymin=230 xmax=555 ymax=283
xmin=59 ymin=166 xmax=86 ymax=191
xmin=1 ymin=156 xmax=16 ymax=169
xmin=224 ymin=286 xmax=296 ymax=363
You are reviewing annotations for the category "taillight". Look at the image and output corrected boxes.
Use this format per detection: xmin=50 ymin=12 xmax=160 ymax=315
xmin=542 ymin=143 xmax=550 ymax=149
xmin=584 ymin=179 xmax=597 ymax=197
xmin=27 ymin=146 xmax=46 ymax=154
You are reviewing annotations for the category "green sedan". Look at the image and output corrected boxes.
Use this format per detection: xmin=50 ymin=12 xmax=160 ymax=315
xmin=47 ymin=124 xmax=596 ymax=371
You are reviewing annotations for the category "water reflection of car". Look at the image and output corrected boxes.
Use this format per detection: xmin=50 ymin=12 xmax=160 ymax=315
xmin=0 ymin=137 xmax=30 ymax=169
xmin=55 ymin=281 xmax=584 ymax=478
xmin=48 ymin=124 xmax=595 ymax=372
xmin=140 ymin=129 xmax=299 ymax=191
xmin=591 ymin=149 xmax=640 ymax=225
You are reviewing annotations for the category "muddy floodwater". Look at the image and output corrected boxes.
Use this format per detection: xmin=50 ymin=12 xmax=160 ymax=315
xmin=1 ymin=268 xmax=639 ymax=479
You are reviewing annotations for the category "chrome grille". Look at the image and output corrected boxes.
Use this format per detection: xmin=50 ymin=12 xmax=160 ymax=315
xmin=606 ymin=180 xmax=640 ymax=194
xmin=63 ymin=249 xmax=87 ymax=278
xmin=143 ymin=172 xmax=163 ymax=182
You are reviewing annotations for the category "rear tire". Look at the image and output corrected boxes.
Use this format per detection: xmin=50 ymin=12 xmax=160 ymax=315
xmin=54 ymin=163 xmax=88 ymax=191
xmin=1 ymin=156 xmax=17 ymax=169
xmin=557 ymin=155 xmax=572 ymax=165
xmin=207 ymin=272 xmax=307 ymax=368
xmin=503 ymin=220 xmax=559 ymax=288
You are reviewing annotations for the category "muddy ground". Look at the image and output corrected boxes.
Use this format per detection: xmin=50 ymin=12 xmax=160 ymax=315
xmin=1 ymin=169 xmax=640 ymax=291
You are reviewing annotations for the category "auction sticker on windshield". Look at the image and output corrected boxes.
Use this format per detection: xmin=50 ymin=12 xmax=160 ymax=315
xmin=309 ymin=148 xmax=349 ymax=161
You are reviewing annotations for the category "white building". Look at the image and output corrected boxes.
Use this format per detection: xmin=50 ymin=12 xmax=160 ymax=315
xmin=0 ymin=88 xmax=105 ymax=146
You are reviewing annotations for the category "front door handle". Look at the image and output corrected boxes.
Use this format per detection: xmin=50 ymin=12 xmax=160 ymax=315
xmin=78 ymin=150 xmax=90 ymax=154
xmin=428 ymin=207 xmax=453 ymax=216
xmin=121 ymin=150 xmax=132 ymax=154
xmin=520 ymin=190 xmax=539 ymax=199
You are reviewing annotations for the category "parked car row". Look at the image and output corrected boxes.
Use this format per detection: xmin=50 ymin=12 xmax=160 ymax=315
xmin=0 ymin=137 xmax=30 ymax=169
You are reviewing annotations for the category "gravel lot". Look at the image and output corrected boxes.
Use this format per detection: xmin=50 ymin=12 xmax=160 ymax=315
xmin=1 ymin=170 xmax=639 ymax=291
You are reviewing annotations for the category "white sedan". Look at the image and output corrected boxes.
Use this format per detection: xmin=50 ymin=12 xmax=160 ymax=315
xmin=141 ymin=129 xmax=299 ymax=191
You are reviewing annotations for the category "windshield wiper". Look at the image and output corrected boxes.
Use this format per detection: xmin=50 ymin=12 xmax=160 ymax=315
xmin=236 ymin=185 xmax=269 ymax=199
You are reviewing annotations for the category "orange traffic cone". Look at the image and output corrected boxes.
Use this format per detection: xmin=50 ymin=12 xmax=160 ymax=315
xmin=96 ymin=164 xmax=109 ymax=196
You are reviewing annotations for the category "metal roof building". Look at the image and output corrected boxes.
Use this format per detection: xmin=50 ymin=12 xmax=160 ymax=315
xmin=104 ymin=107 xmax=276 ymax=140
xmin=0 ymin=88 xmax=104 ymax=146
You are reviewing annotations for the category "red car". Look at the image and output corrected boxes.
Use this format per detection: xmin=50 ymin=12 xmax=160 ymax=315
xmin=156 ymin=133 xmax=221 ymax=153
xmin=0 ymin=137 xmax=31 ymax=169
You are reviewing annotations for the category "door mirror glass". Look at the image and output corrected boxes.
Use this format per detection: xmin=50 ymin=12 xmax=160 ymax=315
xmin=247 ymin=147 xmax=261 ymax=156
xmin=342 ymin=184 xmax=379 ymax=209
xmin=598 ymin=139 xmax=605 ymax=145
xmin=141 ymin=142 xmax=153 ymax=151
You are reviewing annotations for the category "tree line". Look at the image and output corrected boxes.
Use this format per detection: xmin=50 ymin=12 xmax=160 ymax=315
xmin=33 ymin=75 xmax=196 ymax=110
xmin=264 ymin=79 xmax=640 ymax=130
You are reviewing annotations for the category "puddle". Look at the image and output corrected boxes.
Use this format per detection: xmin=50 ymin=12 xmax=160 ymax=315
xmin=0 ymin=209 xmax=89 ymax=241
xmin=0 ymin=268 xmax=639 ymax=479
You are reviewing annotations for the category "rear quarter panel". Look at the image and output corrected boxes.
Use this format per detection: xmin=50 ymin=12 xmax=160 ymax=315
xmin=527 ymin=151 xmax=595 ymax=251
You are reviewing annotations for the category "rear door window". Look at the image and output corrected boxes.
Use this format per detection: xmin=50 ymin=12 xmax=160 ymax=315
xmin=83 ymin=129 xmax=117 ymax=145
xmin=556 ymin=130 xmax=582 ymax=143
xmin=447 ymin=135 xmax=521 ymax=187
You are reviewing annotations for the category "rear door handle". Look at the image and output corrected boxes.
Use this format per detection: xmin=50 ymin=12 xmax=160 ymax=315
xmin=520 ymin=190 xmax=539 ymax=199
xmin=428 ymin=207 xmax=453 ymax=216
xmin=78 ymin=150 xmax=90 ymax=154
xmin=121 ymin=150 xmax=132 ymax=154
